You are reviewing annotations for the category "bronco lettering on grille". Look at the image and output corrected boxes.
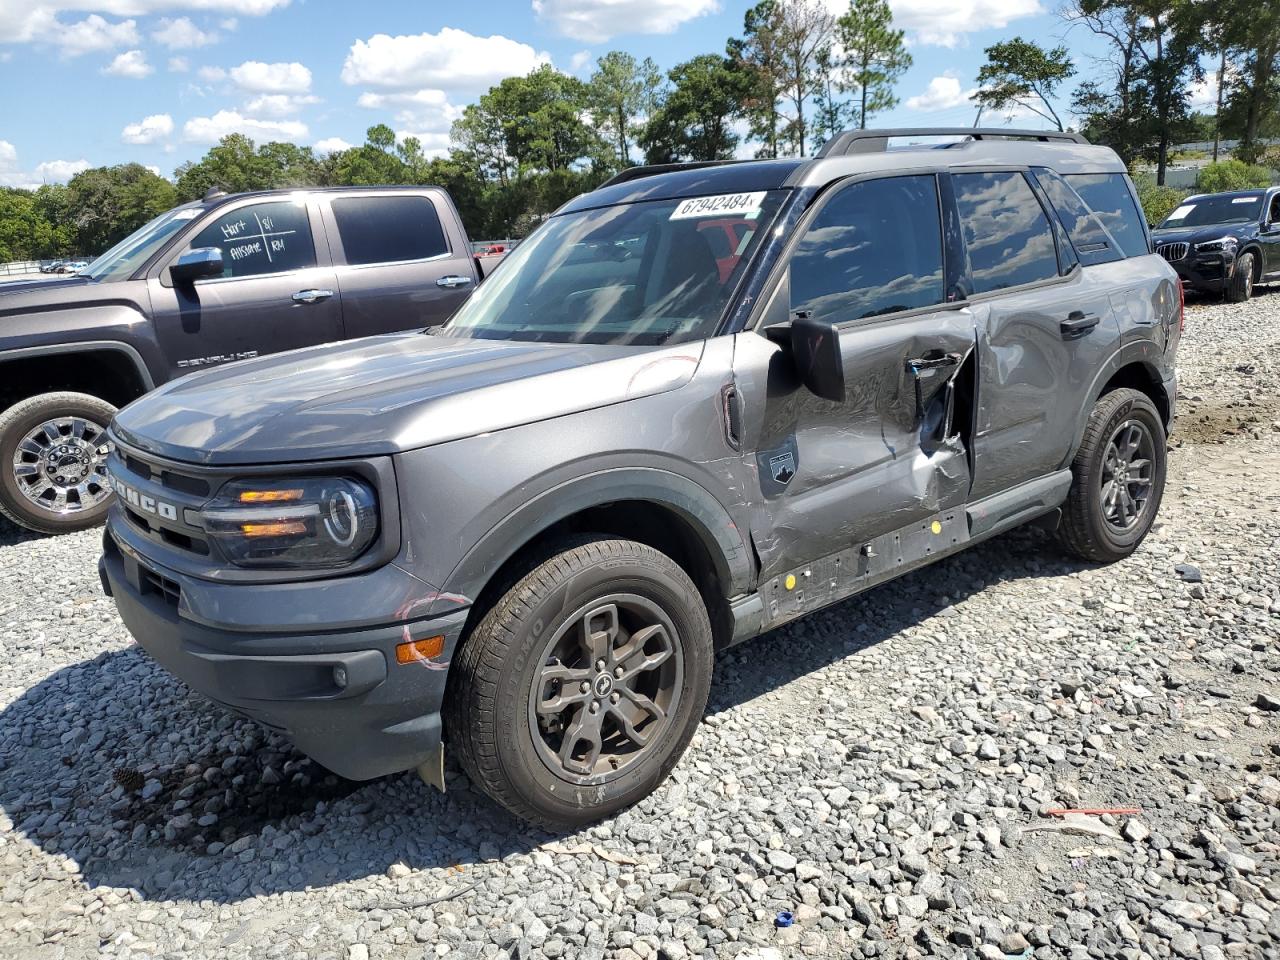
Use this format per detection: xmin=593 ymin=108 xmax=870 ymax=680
xmin=108 ymin=474 xmax=179 ymax=521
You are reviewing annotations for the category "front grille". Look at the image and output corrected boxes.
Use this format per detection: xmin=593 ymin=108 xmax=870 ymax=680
xmin=1157 ymin=242 xmax=1189 ymax=262
xmin=140 ymin=567 xmax=181 ymax=608
xmin=111 ymin=444 xmax=212 ymax=557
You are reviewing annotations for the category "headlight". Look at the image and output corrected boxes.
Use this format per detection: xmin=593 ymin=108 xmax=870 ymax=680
xmin=1196 ymin=236 xmax=1238 ymax=253
xmin=201 ymin=477 xmax=378 ymax=568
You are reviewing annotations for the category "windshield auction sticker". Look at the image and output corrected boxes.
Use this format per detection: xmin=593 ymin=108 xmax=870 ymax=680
xmin=1165 ymin=204 xmax=1195 ymax=220
xmin=670 ymin=192 xmax=766 ymax=220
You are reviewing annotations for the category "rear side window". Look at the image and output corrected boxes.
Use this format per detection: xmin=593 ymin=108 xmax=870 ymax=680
xmin=1065 ymin=173 xmax=1149 ymax=257
xmin=790 ymin=174 xmax=945 ymax=323
xmin=332 ymin=195 xmax=448 ymax=266
xmin=188 ymin=200 xmax=316 ymax=279
xmin=953 ymin=172 xmax=1059 ymax=294
xmin=1034 ymin=168 xmax=1123 ymax=267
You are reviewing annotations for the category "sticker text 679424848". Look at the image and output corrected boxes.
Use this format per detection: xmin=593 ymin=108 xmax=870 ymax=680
xmin=670 ymin=192 xmax=766 ymax=221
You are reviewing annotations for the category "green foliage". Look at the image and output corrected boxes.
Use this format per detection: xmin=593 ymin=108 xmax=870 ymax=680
xmin=1130 ymin=171 xmax=1188 ymax=225
xmin=588 ymin=51 xmax=662 ymax=168
xmin=975 ymin=37 xmax=1074 ymax=130
xmin=641 ymin=55 xmax=752 ymax=162
xmin=728 ymin=1 xmax=787 ymax=158
xmin=174 ymin=134 xmax=323 ymax=200
xmin=63 ymin=164 xmax=177 ymax=253
xmin=1196 ymin=159 xmax=1275 ymax=193
xmin=836 ymin=0 xmax=911 ymax=129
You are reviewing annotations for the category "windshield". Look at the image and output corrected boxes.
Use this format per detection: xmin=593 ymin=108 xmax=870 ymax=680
xmin=82 ymin=205 xmax=203 ymax=282
xmin=443 ymin=191 xmax=786 ymax=345
xmin=1160 ymin=194 xmax=1263 ymax=229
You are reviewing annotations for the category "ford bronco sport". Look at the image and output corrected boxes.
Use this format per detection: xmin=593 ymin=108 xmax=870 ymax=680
xmin=100 ymin=129 xmax=1180 ymax=828
xmin=0 ymin=185 xmax=478 ymax=535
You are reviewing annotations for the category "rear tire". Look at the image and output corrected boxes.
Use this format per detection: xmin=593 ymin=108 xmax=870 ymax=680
xmin=445 ymin=536 xmax=713 ymax=829
xmin=0 ymin=392 xmax=117 ymax=535
xmin=1226 ymin=251 xmax=1255 ymax=302
xmin=1058 ymin=388 xmax=1166 ymax=563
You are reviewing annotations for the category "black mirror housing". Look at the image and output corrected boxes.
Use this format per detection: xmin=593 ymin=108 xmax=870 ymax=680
xmin=171 ymin=246 xmax=224 ymax=284
xmin=790 ymin=312 xmax=845 ymax=402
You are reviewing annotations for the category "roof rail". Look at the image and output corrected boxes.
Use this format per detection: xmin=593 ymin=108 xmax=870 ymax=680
xmin=816 ymin=127 xmax=1089 ymax=158
xmin=597 ymin=160 xmax=750 ymax=190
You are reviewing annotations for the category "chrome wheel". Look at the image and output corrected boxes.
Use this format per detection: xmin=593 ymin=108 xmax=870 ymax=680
xmin=1100 ymin=419 xmax=1154 ymax=531
xmin=12 ymin=416 xmax=111 ymax=516
xmin=528 ymin=595 xmax=683 ymax=785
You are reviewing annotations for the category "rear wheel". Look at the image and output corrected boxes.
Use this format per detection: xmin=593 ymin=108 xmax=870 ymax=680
xmin=1058 ymin=388 xmax=1166 ymax=563
xmin=445 ymin=537 xmax=713 ymax=829
xmin=1226 ymin=251 xmax=1255 ymax=302
xmin=0 ymin=392 xmax=117 ymax=535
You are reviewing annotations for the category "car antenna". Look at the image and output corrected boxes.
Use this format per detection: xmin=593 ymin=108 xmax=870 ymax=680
xmin=202 ymin=186 xmax=227 ymax=201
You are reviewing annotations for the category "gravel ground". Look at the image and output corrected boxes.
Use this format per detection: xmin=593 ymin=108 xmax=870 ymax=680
xmin=2 ymin=290 xmax=1279 ymax=960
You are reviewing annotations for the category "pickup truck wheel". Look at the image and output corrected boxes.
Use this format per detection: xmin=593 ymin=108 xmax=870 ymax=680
xmin=0 ymin=392 xmax=117 ymax=535
xmin=1058 ymin=388 xmax=1166 ymax=563
xmin=445 ymin=536 xmax=713 ymax=829
xmin=1226 ymin=251 xmax=1255 ymax=302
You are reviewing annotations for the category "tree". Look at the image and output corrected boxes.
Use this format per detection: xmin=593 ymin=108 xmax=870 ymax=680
xmin=1225 ymin=3 xmax=1280 ymax=162
xmin=62 ymin=164 xmax=176 ymax=253
xmin=975 ymin=38 xmax=1075 ymax=130
xmin=175 ymin=134 xmax=323 ymax=199
xmin=588 ymin=51 xmax=661 ymax=168
xmin=811 ymin=45 xmax=851 ymax=151
xmin=775 ymin=0 xmax=835 ymax=155
xmin=642 ymin=55 xmax=751 ymax=162
xmin=729 ymin=1 xmax=787 ymax=158
xmin=0 ymin=189 xmax=62 ymax=260
xmin=326 ymin=125 xmax=410 ymax=185
xmin=836 ymin=0 xmax=912 ymax=129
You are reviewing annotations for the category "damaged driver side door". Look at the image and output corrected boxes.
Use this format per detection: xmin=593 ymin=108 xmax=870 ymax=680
xmin=735 ymin=173 xmax=976 ymax=588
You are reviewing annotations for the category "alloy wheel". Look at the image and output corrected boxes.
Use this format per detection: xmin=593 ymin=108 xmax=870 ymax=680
xmin=1100 ymin=419 xmax=1154 ymax=531
xmin=528 ymin=595 xmax=683 ymax=784
xmin=11 ymin=416 xmax=112 ymax=516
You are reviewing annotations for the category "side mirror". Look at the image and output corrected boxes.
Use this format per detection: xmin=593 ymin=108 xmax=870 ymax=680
xmin=790 ymin=312 xmax=845 ymax=402
xmin=171 ymin=247 xmax=224 ymax=284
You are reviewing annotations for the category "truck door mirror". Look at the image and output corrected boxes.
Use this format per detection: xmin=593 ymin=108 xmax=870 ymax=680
xmin=790 ymin=311 xmax=845 ymax=402
xmin=171 ymin=247 xmax=224 ymax=284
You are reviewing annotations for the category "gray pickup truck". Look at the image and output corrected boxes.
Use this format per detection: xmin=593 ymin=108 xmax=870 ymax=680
xmin=101 ymin=129 xmax=1180 ymax=829
xmin=0 ymin=186 xmax=479 ymax=534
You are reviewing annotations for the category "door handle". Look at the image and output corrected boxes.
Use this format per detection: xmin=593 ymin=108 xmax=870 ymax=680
xmin=906 ymin=352 xmax=961 ymax=373
xmin=436 ymin=275 xmax=473 ymax=289
xmin=1061 ymin=311 xmax=1100 ymax=339
xmin=292 ymin=288 xmax=334 ymax=304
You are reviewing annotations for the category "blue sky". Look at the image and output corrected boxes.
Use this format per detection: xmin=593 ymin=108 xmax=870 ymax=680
xmin=0 ymin=0 xmax=1217 ymax=188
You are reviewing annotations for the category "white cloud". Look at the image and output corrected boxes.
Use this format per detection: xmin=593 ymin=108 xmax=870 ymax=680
xmin=196 ymin=64 xmax=225 ymax=81
xmin=102 ymin=48 xmax=152 ymax=77
xmin=313 ymin=136 xmax=353 ymax=154
xmin=48 ymin=13 xmax=139 ymax=56
xmin=144 ymin=164 xmax=161 ymax=176
xmin=121 ymin=112 xmax=174 ymax=143
xmin=819 ymin=0 xmax=1041 ymax=48
xmin=151 ymin=16 xmax=217 ymax=48
xmin=342 ymin=28 xmax=550 ymax=92
xmin=219 ymin=16 xmax=238 ymax=30
xmin=34 ymin=158 xmax=89 ymax=182
xmin=167 ymin=55 xmax=188 ymax=71
xmin=532 ymin=0 xmax=718 ymax=43
xmin=570 ymin=49 xmax=592 ymax=72
xmin=395 ymin=130 xmax=450 ymax=159
xmin=229 ymin=59 xmax=311 ymax=93
xmin=244 ymin=92 xmax=320 ymax=116
xmin=906 ymin=74 xmax=976 ymax=111
xmin=183 ymin=109 xmax=308 ymax=143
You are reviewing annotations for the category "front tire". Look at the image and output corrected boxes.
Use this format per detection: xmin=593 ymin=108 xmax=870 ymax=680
xmin=0 ymin=392 xmax=117 ymax=535
xmin=445 ymin=537 xmax=713 ymax=829
xmin=1058 ymin=388 xmax=1166 ymax=563
xmin=1226 ymin=251 xmax=1255 ymax=302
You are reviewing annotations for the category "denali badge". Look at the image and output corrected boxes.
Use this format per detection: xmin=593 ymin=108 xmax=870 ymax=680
xmin=108 ymin=474 xmax=179 ymax=521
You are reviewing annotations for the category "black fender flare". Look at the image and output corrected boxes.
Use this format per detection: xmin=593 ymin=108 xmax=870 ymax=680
xmin=1063 ymin=339 xmax=1171 ymax=465
xmin=1238 ymin=243 xmax=1265 ymax=280
xmin=0 ymin=340 xmax=155 ymax=391
xmin=435 ymin=466 xmax=755 ymax=617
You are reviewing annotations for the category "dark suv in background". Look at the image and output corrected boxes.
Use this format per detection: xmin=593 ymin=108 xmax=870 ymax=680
xmin=101 ymin=129 xmax=1181 ymax=828
xmin=0 ymin=186 xmax=479 ymax=534
xmin=1152 ymin=187 xmax=1280 ymax=301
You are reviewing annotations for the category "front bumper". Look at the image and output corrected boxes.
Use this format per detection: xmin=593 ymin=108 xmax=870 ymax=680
xmin=100 ymin=529 xmax=467 ymax=781
xmin=1165 ymin=251 xmax=1233 ymax=292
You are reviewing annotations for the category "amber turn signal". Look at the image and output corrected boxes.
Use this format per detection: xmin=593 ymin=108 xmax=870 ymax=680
xmin=238 ymin=488 xmax=304 ymax=503
xmin=239 ymin=520 xmax=308 ymax=537
xmin=396 ymin=635 xmax=445 ymax=664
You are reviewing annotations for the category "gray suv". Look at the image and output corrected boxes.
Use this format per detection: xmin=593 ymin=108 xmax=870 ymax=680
xmin=99 ymin=129 xmax=1180 ymax=828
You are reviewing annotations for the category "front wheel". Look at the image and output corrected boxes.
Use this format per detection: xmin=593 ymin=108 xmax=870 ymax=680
xmin=0 ymin=392 xmax=117 ymax=535
xmin=1226 ymin=251 xmax=1255 ymax=302
xmin=1058 ymin=388 xmax=1166 ymax=563
xmin=445 ymin=537 xmax=713 ymax=829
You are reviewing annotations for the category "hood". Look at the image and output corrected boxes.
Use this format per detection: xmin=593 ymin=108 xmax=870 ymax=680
xmin=0 ymin=275 xmax=96 ymax=308
xmin=112 ymin=332 xmax=704 ymax=465
xmin=1151 ymin=222 xmax=1255 ymax=245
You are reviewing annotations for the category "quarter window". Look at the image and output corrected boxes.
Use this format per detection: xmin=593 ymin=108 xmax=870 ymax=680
xmin=332 ymin=195 xmax=449 ymax=266
xmin=953 ymin=172 xmax=1059 ymax=294
xmin=187 ymin=201 xmax=316 ymax=279
xmin=1064 ymin=173 xmax=1149 ymax=257
xmin=1034 ymin=167 xmax=1123 ymax=267
xmin=790 ymin=175 xmax=946 ymax=323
